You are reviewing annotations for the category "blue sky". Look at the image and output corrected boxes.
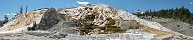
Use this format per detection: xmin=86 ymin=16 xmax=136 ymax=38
xmin=0 ymin=0 xmax=193 ymax=20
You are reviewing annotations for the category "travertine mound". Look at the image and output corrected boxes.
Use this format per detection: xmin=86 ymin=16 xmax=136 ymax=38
xmin=0 ymin=4 xmax=192 ymax=40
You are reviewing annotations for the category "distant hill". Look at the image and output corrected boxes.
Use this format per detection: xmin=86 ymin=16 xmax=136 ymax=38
xmin=134 ymin=6 xmax=193 ymax=25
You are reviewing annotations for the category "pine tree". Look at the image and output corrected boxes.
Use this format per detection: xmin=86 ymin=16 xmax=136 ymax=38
xmin=3 ymin=15 xmax=8 ymax=23
xmin=0 ymin=15 xmax=9 ymax=27
xmin=20 ymin=6 xmax=23 ymax=14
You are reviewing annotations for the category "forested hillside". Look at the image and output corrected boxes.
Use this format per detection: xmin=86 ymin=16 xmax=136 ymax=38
xmin=135 ymin=6 xmax=193 ymax=25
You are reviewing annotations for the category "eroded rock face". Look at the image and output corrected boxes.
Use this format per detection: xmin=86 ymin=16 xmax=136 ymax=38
xmin=36 ymin=8 xmax=60 ymax=30
xmin=57 ymin=4 xmax=122 ymax=27
xmin=32 ymin=4 xmax=126 ymax=35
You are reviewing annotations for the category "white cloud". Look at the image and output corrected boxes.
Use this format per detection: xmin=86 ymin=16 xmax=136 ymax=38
xmin=76 ymin=1 xmax=89 ymax=5
xmin=190 ymin=2 xmax=193 ymax=4
xmin=10 ymin=13 xmax=16 ymax=15
xmin=4 ymin=13 xmax=17 ymax=16
xmin=6 ymin=14 xmax=10 ymax=15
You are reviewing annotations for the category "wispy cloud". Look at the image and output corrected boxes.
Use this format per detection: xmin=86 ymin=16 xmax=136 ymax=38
xmin=190 ymin=2 xmax=193 ymax=4
xmin=4 ymin=13 xmax=17 ymax=16
xmin=76 ymin=1 xmax=89 ymax=5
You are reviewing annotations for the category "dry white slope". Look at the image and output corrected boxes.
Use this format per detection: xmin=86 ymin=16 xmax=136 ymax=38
xmin=0 ymin=9 xmax=47 ymax=33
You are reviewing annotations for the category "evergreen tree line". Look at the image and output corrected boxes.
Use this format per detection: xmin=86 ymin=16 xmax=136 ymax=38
xmin=135 ymin=6 xmax=193 ymax=25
